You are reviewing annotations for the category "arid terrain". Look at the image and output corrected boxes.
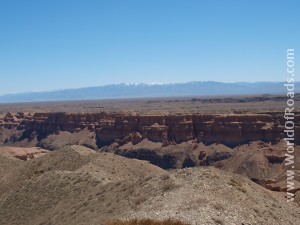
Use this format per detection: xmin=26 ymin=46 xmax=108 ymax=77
xmin=1 ymin=94 xmax=298 ymax=114
xmin=0 ymin=95 xmax=299 ymax=225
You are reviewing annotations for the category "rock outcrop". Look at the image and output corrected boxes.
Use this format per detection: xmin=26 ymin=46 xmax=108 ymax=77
xmin=1 ymin=111 xmax=298 ymax=148
xmin=0 ymin=147 xmax=48 ymax=160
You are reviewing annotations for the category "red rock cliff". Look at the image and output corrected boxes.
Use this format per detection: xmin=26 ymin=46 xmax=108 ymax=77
xmin=2 ymin=112 xmax=297 ymax=147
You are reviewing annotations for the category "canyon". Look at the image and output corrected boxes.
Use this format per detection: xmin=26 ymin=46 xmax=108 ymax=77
xmin=0 ymin=95 xmax=300 ymax=225
xmin=0 ymin=110 xmax=299 ymax=201
xmin=2 ymin=111 xmax=299 ymax=147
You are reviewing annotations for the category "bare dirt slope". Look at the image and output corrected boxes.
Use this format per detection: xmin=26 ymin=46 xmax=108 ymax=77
xmin=0 ymin=146 xmax=49 ymax=160
xmin=0 ymin=146 xmax=299 ymax=225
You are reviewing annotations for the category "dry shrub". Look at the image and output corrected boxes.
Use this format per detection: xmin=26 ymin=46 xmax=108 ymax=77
xmin=212 ymin=218 xmax=225 ymax=225
xmin=105 ymin=218 xmax=190 ymax=225
xmin=228 ymin=178 xmax=247 ymax=193
xmin=144 ymin=175 xmax=153 ymax=181
xmin=213 ymin=202 xmax=224 ymax=211
xmin=162 ymin=181 xmax=179 ymax=192
xmin=179 ymin=197 xmax=209 ymax=210
xmin=133 ymin=195 xmax=147 ymax=205
xmin=211 ymin=173 xmax=220 ymax=179
xmin=160 ymin=173 xmax=170 ymax=180
xmin=214 ymin=162 xmax=223 ymax=169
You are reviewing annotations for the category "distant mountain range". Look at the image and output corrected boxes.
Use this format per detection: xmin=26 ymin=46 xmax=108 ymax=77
xmin=0 ymin=81 xmax=297 ymax=103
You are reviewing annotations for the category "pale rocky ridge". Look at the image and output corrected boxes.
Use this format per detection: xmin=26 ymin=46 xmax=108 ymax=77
xmin=0 ymin=145 xmax=299 ymax=225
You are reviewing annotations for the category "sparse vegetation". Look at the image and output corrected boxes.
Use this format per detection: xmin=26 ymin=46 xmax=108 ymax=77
xmin=212 ymin=218 xmax=225 ymax=225
xmin=105 ymin=218 xmax=190 ymax=225
xmin=162 ymin=180 xmax=180 ymax=192
xmin=144 ymin=175 xmax=153 ymax=181
xmin=0 ymin=145 xmax=300 ymax=225
xmin=213 ymin=203 xmax=224 ymax=211
xmin=211 ymin=173 xmax=220 ymax=179
xmin=134 ymin=196 xmax=147 ymax=205
xmin=160 ymin=173 xmax=170 ymax=180
xmin=228 ymin=178 xmax=247 ymax=193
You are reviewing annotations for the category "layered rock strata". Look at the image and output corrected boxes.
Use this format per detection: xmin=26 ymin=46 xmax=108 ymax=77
xmin=1 ymin=112 xmax=299 ymax=147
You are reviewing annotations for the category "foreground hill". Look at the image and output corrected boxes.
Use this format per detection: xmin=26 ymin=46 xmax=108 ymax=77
xmin=0 ymin=81 xmax=298 ymax=103
xmin=0 ymin=145 xmax=299 ymax=225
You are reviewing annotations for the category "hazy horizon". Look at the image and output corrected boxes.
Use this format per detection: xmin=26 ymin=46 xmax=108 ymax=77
xmin=0 ymin=80 xmax=286 ymax=96
xmin=0 ymin=0 xmax=299 ymax=95
xmin=0 ymin=81 xmax=296 ymax=103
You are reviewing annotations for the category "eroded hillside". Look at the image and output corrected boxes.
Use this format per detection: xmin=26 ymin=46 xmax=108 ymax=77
xmin=0 ymin=146 xmax=299 ymax=225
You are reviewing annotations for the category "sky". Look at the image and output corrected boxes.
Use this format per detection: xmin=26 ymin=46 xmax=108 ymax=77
xmin=0 ymin=0 xmax=299 ymax=95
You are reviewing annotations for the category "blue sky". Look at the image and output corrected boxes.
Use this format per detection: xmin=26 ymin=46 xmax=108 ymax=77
xmin=0 ymin=0 xmax=299 ymax=95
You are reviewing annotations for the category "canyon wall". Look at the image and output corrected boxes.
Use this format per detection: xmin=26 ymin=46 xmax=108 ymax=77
xmin=1 ymin=112 xmax=299 ymax=147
